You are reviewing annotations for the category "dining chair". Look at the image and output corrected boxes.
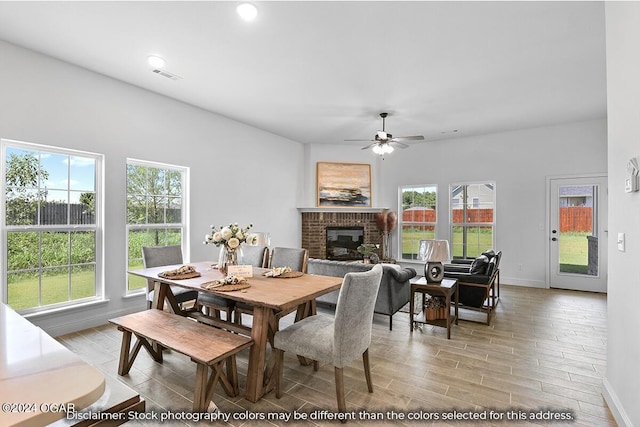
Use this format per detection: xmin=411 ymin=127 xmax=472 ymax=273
xmin=233 ymin=247 xmax=308 ymax=327
xmin=141 ymin=245 xmax=199 ymax=310
xmin=269 ymin=247 xmax=309 ymax=272
xmin=273 ymin=264 xmax=383 ymax=416
xmin=240 ymin=245 xmax=269 ymax=269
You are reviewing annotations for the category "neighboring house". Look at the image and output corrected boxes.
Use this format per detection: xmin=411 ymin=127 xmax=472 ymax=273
xmin=559 ymin=185 xmax=594 ymax=207
xmin=451 ymin=183 xmax=495 ymax=209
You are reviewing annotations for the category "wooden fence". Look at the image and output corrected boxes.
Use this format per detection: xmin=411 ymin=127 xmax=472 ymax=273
xmin=40 ymin=202 xmax=95 ymax=225
xmin=559 ymin=206 xmax=592 ymax=232
xmin=402 ymin=208 xmax=494 ymax=223
xmin=403 ymin=206 xmax=592 ymax=232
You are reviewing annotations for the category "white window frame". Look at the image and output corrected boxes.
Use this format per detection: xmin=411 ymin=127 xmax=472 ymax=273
xmin=125 ymin=158 xmax=189 ymax=294
xmin=398 ymin=184 xmax=438 ymax=262
xmin=1 ymin=138 xmax=104 ymax=313
xmin=450 ymin=181 xmax=496 ymax=260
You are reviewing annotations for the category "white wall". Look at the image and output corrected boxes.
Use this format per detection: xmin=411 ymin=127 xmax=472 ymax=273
xmin=0 ymin=40 xmax=305 ymax=335
xmin=603 ymin=3 xmax=640 ymax=426
xmin=306 ymin=119 xmax=608 ymax=287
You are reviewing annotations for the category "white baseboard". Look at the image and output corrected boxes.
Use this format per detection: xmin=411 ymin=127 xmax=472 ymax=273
xmin=500 ymin=277 xmax=547 ymax=288
xmin=603 ymin=377 xmax=634 ymax=427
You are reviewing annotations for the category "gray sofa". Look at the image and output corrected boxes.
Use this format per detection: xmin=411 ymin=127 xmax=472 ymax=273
xmin=307 ymin=258 xmax=417 ymax=330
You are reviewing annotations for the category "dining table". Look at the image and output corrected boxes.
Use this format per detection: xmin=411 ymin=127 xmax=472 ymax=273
xmin=128 ymin=260 xmax=343 ymax=402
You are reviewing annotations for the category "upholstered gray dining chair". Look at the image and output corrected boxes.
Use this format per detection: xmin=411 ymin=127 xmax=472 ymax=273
xmin=240 ymin=245 xmax=269 ymax=269
xmin=270 ymin=247 xmax=308 ymax=272
xmin=234 ymin=247 xmax=308 ymax=326
xmin=141 ymin=245 xmax=199 ymax=310
xmin=274 ymin=264 xmax=383 ymax=416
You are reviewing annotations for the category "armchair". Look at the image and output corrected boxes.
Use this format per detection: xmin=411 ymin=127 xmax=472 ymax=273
xmin=443 ymin=250 xmax=501 ymax=325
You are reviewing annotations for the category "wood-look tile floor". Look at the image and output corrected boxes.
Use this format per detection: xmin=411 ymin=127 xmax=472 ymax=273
xmin=57 ymin=285 xmax=615 ymax=426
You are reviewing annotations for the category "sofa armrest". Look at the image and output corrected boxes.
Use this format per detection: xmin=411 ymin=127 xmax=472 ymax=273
xmin=386 ymin=266 xmax=417 ymax=282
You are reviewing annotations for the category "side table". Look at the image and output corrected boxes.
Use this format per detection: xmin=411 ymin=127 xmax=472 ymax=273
xmin=409 ymin=277 xmax=459 ymax=339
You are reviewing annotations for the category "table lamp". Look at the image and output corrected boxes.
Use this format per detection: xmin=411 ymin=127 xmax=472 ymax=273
xmin=419 ymin=240 xmax=451 ymax=282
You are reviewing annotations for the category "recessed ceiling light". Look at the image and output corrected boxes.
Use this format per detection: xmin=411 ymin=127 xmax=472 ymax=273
xmin=147 ymin=55 xmax=166 ymax=69
xmin=237 ymin=2 xmax=258 ymax=22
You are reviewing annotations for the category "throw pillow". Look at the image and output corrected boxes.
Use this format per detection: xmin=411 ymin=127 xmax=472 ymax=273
xmin=481 ymin=249 xmax=495 ymax=260
xmin=470 ymin=255 xmax=489 ymax=274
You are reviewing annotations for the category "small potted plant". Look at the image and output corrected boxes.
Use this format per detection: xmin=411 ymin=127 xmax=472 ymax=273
xmin=357 ymin=243 xmax=380 ymax=264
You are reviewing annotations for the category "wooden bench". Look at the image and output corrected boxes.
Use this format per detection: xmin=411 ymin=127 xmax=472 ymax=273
xmin=109 ymin=310 xmax=253 ymax=412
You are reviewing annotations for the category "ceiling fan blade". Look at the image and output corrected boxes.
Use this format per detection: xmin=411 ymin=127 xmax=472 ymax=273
xmin=360 ymin=142 xmax=378 ymax=150
xmin=345 ymin=138 xmax=375 ymax=142
xmin=390 ymin=135 xmax=425 ymax=142
xmin=390 ymin=141 xmax=409 ymax=149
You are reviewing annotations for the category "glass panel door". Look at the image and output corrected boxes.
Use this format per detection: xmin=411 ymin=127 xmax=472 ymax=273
xmin=549 ymin=176 xmax=607 ymax=292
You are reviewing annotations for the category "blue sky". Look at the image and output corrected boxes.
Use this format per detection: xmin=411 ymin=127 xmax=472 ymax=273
xmin=6 ymin=146 xmax=95 ymax=203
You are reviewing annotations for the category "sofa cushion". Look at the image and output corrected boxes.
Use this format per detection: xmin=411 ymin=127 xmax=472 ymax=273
xmin=470 ymin=255 xmax=489 ymax=274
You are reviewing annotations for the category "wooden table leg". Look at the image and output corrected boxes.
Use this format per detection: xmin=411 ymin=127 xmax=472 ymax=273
xmin=245 ymin=306 xmax=270 ymax=402
xmin=454 ymin=282 xmax=459 ymax=325
xmin=445 ymin=291 xmax=451 ymax=339
xmin=409 ymin=286 xmax=415 ymax=331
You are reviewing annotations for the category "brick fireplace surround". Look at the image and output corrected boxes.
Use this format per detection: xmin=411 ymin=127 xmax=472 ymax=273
xmin=300 ymin=210 xmax=384 ymax=259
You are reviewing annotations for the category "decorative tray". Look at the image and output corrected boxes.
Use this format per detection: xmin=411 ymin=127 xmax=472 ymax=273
xmin=201 ymin=275 xmax=250 ymax=292
xmin=158 ymin=265 xmax=201 ymax=280
xmin=266 ymin=271 xmax=304 ymax=279
xmin=203 ymin=282 xmax=250 ymax=292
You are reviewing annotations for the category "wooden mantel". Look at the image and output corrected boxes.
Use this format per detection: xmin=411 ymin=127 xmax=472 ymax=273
xmin=297 ymin=207 xmax=389 ymax=213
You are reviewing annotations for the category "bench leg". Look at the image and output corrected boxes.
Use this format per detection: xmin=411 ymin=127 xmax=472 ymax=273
xmin=194 ymin=363 xmax=216 ymax=412
xmin=136 ymin=333 xmax=163 ymax=362
xmin=193 ymin=358 xmax=239 ymax=412
xmin=117 ymin=328 xmax=164 ymax=376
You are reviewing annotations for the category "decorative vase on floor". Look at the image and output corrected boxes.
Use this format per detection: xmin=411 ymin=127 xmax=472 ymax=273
xmin=218 ymin=246 xmax=243 ymax=275
xmin=375 ymin=209 xmax=397 ymax=261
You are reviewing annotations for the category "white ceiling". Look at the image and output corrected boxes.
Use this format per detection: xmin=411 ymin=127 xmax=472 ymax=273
xmin=0 ymin=1 xmax=607 ymax=147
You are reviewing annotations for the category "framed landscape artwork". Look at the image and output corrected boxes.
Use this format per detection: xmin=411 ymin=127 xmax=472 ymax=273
xmin=317 ymin=162 xmax=371 ymax=207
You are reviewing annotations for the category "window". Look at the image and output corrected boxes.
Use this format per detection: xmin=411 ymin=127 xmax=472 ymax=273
xmin=2 ymin=139 xmax=102 ymax=313
xmin=450 ymin=182 xmax=495 ymax=259
xmin=399 ymin=185 xmax=437 ymax=260
xmin=126 ymin=159 xmax=188 ymax=292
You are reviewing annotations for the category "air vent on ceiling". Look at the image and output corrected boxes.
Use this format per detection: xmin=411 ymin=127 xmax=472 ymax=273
xmin=151 ymin=68 xmax=183 ymax=81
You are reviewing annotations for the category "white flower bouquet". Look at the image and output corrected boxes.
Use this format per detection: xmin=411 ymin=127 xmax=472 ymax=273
xmin=204 ymin=223 xmax=256 ymax=249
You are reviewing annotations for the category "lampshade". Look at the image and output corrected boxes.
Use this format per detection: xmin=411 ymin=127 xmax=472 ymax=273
xmin=418 ymin=240 xmax=451 ymax=263
xmin=250 ymin=231 xmax=271 ymax=247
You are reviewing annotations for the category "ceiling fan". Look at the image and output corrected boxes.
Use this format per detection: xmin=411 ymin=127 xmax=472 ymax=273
xmin=345 ymin=112 xmax=424 ymax=155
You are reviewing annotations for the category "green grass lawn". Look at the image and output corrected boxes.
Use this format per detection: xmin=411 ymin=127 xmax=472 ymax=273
xmin=8 ymin=268 xmax=95 ymax=311
xmin=402 ymin=228 xmax=493 ymax=259
xmin=559 ymin=231 xmax=590 ymax=274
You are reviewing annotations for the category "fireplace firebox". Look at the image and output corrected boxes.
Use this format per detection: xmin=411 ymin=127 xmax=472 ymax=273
xmin=326 ymin=226 xmax=364 ymax=260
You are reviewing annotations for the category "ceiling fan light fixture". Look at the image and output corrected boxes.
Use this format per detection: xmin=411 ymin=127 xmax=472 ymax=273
xmin=372 ymin=143 xmax=394 ymax=155
xmin=237 ymin=2 xmax=258 ymax=21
